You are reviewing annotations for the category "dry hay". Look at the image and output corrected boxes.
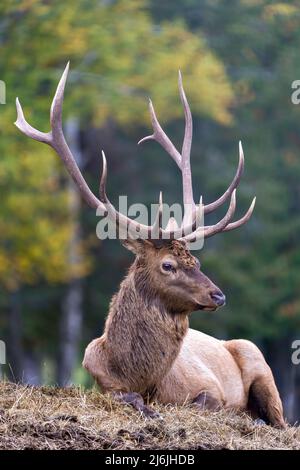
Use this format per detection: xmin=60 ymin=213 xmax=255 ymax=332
xmin=0 ymin=381 xmax=299 ymax=450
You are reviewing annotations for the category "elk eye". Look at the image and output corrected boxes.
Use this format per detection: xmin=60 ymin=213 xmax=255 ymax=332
xmin=162 ymin=262 xmax=175 ymax=272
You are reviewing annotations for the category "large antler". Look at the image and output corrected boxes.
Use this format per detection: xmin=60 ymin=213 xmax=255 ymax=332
xmin=14 ymin=63 xmax=202 ymax=240
xmin=15 ymin=63 xmax=255 ymax=244
xmin=138 ymin=71 xmax=255 ymax=242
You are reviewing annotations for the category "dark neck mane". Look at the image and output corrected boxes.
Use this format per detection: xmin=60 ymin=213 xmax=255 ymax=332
xmin=103 ymin=262 xmax=189 ymax=394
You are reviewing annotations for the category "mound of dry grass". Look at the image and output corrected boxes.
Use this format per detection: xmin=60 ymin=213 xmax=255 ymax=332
xmin=0 ymin=381 xmax=299 ymax=450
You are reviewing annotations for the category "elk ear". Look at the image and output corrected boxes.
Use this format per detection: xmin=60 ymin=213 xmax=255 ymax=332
xmin=121 ymin=238 xmax=153 ymax=256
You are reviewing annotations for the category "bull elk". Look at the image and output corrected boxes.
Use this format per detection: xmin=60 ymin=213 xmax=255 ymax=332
xmin=15 ymin=64 xmax=285 ymax=427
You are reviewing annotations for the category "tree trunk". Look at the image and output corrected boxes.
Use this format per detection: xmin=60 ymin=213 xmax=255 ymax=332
xmin=23 ymin=351 xmax=41 ymax=385
xmin=7 ymin=290 xmax=24 ymax=382
xmin=57 ymin=279 xmax=83 ymax=386
xmin=57 ymin=118 xmax=84 ymax=386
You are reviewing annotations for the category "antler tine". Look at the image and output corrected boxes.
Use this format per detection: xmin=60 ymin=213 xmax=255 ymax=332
xmin=165 ymin=217 xmax=179 ymax=231
xmin=138 ymin=100 xmax=182 ymax=168
xmin=15 ymin=63 xmax=102 ymax=211
xmin=204 ymin=141 xmax=245 ymax=215
xmin=182 ymin=189 xmax=237 ymax=243
xmin=204 ymin=189 xmax=236 ymax=238
xmin=99 ymin=150 xmax=108 ymax=203
xmin=223 ymin=196 xmax=256 ymax=232
xmin=151 ymin=191 xmax=163 ymax=238
xmin=15 ymin=98 xmax=51 ymax=144
xmin=178 ymin=71 xmax=195 ymax=224
xmin=50 ymin=61 xmax=69 ymax=131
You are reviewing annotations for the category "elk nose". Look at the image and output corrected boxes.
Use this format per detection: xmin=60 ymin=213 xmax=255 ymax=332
xmin=210 ymin=291 xmax=226 ymax=307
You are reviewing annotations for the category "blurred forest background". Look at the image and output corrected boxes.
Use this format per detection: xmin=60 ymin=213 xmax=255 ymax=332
xmin=1 ymin=0 xmax=300 ymax=422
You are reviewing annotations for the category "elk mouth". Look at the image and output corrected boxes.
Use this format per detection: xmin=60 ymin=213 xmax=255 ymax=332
xmin=195 ymin=304 xmax=218 ymax=312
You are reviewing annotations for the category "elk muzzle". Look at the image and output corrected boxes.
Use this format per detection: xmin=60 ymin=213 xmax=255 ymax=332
xmin=190 ymin=269 xmax=226 ymax=312
xmin=210 ymin=290 xmax=226 ymax=307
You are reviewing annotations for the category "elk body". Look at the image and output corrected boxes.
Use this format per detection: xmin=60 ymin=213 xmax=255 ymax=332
xmin=15 ymin=64 xmax=285 ymax=428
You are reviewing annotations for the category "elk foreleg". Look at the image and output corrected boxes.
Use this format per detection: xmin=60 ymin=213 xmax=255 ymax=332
xmin=113 ymin=391 xmax=162 ymax=419
xmin=84 ymin=340 xmax=162 ymax=419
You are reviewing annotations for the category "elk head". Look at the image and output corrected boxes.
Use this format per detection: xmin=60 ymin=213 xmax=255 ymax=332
xmin=123 ymin=238 xmax=225 ymax=313
xmin=15 ymin=63 xmax=255 ymax=314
